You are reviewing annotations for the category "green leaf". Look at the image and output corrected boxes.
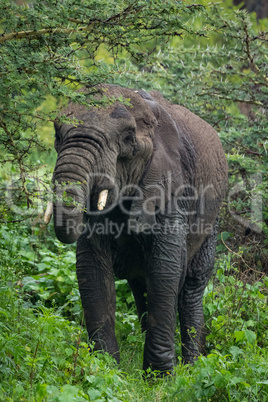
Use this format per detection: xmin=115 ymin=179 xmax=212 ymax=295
xmin=87 ymin=389 xmax=102 ymax=400
xmin=229 ymin=346 xmax=244 ymax=359
xmin=244 ymin=330 xmax=256 ymax=345
xmin=257 ymin=380 xmax=268 ymax=385
xmin=234 ymin=330 xmax=245 ymax=342
xmin=220 ymin=232 xmax=233 ymax=241
xmin=64 ymin=347 xmax=74 ymax=357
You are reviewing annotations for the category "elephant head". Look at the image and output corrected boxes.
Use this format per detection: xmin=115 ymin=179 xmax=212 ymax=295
xmin=50 ymin=85 xmax=166 ymax=243
xmin=48 ymin=83 xmax=224 ymax=251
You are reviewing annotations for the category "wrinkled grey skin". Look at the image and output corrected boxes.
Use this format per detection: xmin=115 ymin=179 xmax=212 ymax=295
xmin=52 ymin=85 xmax=228 ymax=374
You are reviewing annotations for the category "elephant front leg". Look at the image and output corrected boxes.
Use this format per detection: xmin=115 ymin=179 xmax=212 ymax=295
xmin=143 ymin=225 xmax=187 ymax=374
xmin=76 ymin=231 xmax=119 ymax=363
xmin=143 ymin=273 xmax=180 ymax=374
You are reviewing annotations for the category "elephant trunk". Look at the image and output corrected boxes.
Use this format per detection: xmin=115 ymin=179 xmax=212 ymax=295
xmin=53 ymin=182 xmax=86 ymax=244
xmin=52 ymin=150 xmax=93 ymax=244
xmin=50 ymin=125 xmax=116 ymax=243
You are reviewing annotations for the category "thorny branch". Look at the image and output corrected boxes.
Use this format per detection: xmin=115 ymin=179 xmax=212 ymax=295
xmin=243 ymin=23 xmax=268 ymax=85
xmin=0 ymin=3 xmax=143 ymax=44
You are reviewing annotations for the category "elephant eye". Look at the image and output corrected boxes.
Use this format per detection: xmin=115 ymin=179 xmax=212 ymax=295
xmin=123 ymin=129 xmax=135 ymax=144
xmin=123 ymin=134 xmax=133 ymax=143
xmin=143 ymin=119 xmax=151 ymax=126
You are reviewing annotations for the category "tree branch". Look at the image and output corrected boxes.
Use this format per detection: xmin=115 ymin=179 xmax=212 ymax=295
xmin=243 ymin=24 xmax=268 ymax=85
xmin=200 ymin=92 xmax=263 ymax=105
xmin=0 ymin=3 xmax=143 ymax=44
xmin=0 ymin=23 xmax=99 ymax=44
xmin=186 ymin=4 xmax=204 ymax=9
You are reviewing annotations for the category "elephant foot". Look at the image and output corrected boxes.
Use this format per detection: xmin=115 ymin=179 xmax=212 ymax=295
xmin=87 ymin=319 xmax=120 ymax=363
xmin=94 ymin=348 xmax=120 ymax=364
xmin=182 ymin=351 xmax=200 ymax=366
xmin=181 ymin=330 xmax=206 ymax=365
xmin=143 ymin=367 xmax=174 ymax=381
xmin=88 ymin=339 xmax=120 ymax=364
xmin=143 ymin=348 xmax=175 ymax=376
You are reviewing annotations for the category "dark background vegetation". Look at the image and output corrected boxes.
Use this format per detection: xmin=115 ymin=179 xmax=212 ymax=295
xmin=0 ymin=0 xmax=267 ymax=400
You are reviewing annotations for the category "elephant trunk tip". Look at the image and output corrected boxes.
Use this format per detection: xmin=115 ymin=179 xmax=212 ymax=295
xmin=54 ymin=222 xmax=83 ymax=244
xmin=53 ymin=202 xmax=85 ymax=244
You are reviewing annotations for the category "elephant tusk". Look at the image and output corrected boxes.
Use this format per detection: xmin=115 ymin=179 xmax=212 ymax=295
xmin=97 ymin=190 xmax=108 ymax=211
xmin=44 ymin=201 xmax=53 ymax=224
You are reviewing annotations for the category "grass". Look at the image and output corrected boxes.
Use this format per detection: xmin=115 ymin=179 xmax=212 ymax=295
xmin=0 ymin=221 xmax=267 ymax=401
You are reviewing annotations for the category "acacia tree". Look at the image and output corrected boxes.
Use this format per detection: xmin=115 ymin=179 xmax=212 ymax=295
xmin=0 ymin=0 xmax=208 ymax=218
xmin=0 ymin=2 xmax=206 ymax=161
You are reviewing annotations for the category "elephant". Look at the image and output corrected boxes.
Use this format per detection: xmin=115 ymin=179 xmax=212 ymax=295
xmin=47 ymin=84 xmax=228 ymax=374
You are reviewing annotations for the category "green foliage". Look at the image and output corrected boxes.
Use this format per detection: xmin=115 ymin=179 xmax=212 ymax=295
xmin=0 ymin=0 xmax=207 ymax=204
xmin=0 ymin=223 xmax=268 ymax=401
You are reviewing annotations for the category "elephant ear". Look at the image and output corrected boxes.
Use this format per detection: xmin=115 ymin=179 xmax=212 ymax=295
xmin=129 ymin=92 xmax=186 ymax=233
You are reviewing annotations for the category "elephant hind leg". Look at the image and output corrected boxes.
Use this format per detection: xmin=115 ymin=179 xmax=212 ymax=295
xmin=178 ymin=220 xmax=218 ymax=364
xmin=128 ymin=278 xmax=147 ymax=332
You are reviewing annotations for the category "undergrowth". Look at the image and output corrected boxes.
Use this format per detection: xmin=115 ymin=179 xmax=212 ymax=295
xmin=0 ymin=221 xmax=267 ymax=401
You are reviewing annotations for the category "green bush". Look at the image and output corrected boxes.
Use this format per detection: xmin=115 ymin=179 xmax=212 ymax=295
xmin=1 ymin=222 xmax=267 ymax=401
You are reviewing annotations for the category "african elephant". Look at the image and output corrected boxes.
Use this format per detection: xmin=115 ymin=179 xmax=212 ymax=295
xmin=47 ymin=84 xmax=228 ymax=374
